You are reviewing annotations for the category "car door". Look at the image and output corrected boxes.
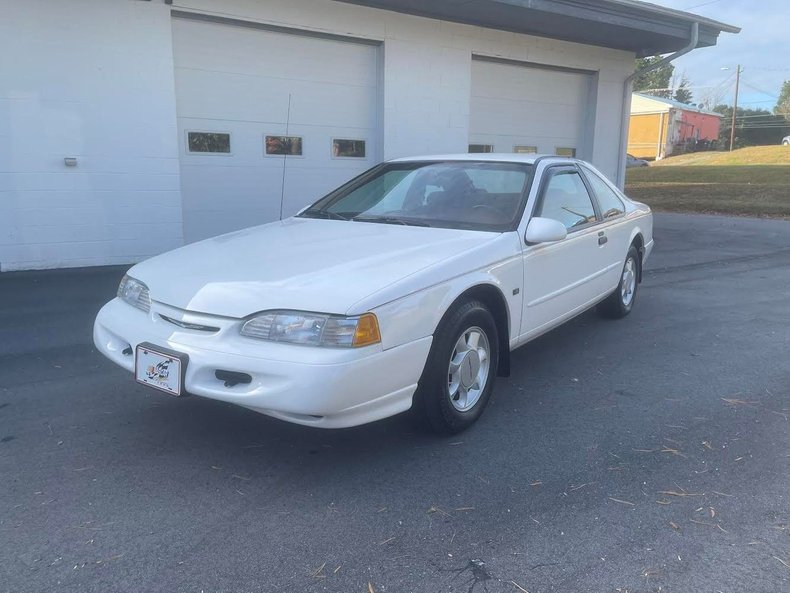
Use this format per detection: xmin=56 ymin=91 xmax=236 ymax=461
xmin=518 ymin=164 xmax=612 ymax=341
xmin=579 ymin=164 xmax=632 ymax=290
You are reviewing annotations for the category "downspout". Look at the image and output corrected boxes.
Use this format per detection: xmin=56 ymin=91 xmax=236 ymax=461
xmin=616 ymin=22 xmax=699 ymax=189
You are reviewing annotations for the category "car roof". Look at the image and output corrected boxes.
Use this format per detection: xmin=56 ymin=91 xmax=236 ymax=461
xmin=387 ymin=153 xmax=571 ymax=165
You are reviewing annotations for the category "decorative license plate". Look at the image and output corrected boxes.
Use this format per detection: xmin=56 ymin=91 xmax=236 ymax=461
xmin=135 ymin=343 xmax=187 ymax=396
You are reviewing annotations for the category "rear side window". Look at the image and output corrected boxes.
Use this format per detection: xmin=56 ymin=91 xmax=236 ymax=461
xmin=583 ymin=167 xmax=625 ymax=219
xmin=536 ymin=168 xmax=597 ymax=230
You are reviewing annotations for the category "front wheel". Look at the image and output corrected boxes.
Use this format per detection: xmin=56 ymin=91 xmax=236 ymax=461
xmin=598 ymin=245 xmax=640 ymax=319
xmin=414 ymin=300 xmax=499 ymax=435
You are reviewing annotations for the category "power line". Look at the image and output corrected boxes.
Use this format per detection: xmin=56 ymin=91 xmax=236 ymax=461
xmin=734 ymin=120 xmax=789 ymax=124
xmin=684 ymin=0 xmax=725 ymax=9
xmin=639 ymin=84 xmax=731 ymax=92
xmin=747 ymin=66 xmax=790 ymax=72
xmin=739 ymin=79 xmax=778 ymax=99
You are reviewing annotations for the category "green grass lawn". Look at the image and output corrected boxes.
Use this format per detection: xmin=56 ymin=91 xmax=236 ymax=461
xmin=625 ymin=146 xmax=790 ymax=218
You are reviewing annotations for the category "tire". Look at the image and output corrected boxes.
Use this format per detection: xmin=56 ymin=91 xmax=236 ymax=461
xmin=598 ymin=245 xmax=640 ymax=319
xmin=413 ymin=299 xmax=499 ymax=435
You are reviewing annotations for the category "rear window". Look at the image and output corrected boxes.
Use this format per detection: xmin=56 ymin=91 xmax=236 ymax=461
xmin=583 ymin=167 xmax=625 ymax=219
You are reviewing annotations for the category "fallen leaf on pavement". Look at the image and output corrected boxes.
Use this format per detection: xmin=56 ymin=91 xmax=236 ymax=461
xmin=690 ymin=519 xmax=727 ymax=533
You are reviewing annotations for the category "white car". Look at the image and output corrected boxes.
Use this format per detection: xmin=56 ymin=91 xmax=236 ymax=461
xmin=626 ymin=153 xmax=650 ymax=168
xmin=94 ymin=154 xmax=653 ymax=434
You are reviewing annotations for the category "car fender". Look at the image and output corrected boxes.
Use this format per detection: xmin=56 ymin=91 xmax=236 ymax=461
xmin=628 ymin=224 xmax=645 ymax=251
xmin=368 ymin=256 xmax=522 ymax=352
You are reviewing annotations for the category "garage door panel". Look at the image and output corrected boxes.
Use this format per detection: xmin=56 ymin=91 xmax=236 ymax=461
xmin=183 ymin=207 xmax=279 ymax=241
xmin=174 ymin=71 xmax=376 ymax=130
xmin=179 ymin=166 xmax=280 ymax=206
xmin=471 ymin=63 xmax=588 ymax=102
xmin=174 ymin=21 xmax=377 ymax=88
xmin=470 ymin=59 xmax=590 ymax=156
xmin=472 ymin=97 xmax=582 ymax=137
xmin=183 ymin=166 xmax=363 ymax=224
xmin=174 ymin=70 xmax=294 ymax=123
xmin=172 ymin=17 xmax=380 ymax=243
xmin=286 ymin=84 xmax=376 ymax=128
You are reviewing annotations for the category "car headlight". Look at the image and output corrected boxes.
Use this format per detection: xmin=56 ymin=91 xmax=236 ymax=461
xmin=117 ymin=275 xmax=151 ymax=313
xmin=240 ymin=311 xmax=381 ymax=348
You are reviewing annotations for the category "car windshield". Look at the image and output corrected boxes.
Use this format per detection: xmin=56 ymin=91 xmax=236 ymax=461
xmin=299 ymin=161 xmax=533 ymax=231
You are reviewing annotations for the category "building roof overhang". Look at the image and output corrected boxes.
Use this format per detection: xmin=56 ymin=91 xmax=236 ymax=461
xmin=335 ymin=0 xmax=739 ymax=57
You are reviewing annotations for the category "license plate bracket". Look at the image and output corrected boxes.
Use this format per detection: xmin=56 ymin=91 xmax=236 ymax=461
xmin=135 ymin=342 xmax=189 ymax=397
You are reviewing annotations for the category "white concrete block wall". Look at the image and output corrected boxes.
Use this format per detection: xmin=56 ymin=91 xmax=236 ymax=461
xmin=1 ymin=0 xmax=635 ymax=271
xmin=0 ymin=0 xmax=183 ymax=271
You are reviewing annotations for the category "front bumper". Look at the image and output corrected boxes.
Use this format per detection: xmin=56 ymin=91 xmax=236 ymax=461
xmin=94 ymin=298 xmax=432 ymax=428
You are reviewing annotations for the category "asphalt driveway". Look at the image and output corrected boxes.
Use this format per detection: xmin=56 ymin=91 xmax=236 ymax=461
xmin=1 ymin=213 xmax=788 ymax=593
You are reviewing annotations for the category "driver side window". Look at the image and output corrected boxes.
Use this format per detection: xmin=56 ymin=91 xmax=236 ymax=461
xmin=535 ymin=168 xmax=597 ymax=230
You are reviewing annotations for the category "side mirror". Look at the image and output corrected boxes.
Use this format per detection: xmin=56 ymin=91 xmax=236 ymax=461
xmin=525 ymin=217 xmax=567 ymax=244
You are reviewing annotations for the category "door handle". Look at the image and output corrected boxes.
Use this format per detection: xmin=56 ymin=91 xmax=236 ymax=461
xmin=597 ymin=231 xmax=607 ymax=246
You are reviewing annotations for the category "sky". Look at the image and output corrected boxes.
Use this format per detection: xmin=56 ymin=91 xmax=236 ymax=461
xmin=647 ymin=0 xmax=789 ymax=111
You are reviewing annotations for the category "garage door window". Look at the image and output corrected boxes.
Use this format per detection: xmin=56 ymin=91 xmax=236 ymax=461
xmin=333 ymin=139 xmax=366 ymax=158
xmin=265 ymin=136 xmax=303 ymax=156
xmin=187 ymin=131 xmax=231 ymax=154
xmin=514 ymin=145 xmax=537 ymax=154
xmin=469 ymin=144 xmax=494 ymax=154
xmin=555 ymin=147 xmax=576 ymax=157
xmin=536 ymin=169 xmax=597 ymax=230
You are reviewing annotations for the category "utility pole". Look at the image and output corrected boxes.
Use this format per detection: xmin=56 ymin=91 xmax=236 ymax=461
xmin=729 ymin=64 xmax=741 ymax=151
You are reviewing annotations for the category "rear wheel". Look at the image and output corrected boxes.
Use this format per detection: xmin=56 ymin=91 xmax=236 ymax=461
xmin=598 ymin=245 xmax=640 ymax=319
xmin=414 ymin=299 xmax=499 ymax=434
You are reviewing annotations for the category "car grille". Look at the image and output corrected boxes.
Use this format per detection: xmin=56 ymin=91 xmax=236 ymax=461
xmin=159 ymin=314 xmax=220 ymax=333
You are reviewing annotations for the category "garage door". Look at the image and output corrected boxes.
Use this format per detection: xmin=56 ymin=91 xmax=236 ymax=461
xmin=469 ymin=57 xmax=592 ymax=158
xmin=172 ymin=16 xmax=380 ymax=243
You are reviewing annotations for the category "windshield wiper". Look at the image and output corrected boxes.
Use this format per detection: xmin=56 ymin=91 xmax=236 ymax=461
xmin=299 ymin=208 xmax=349 ymax=221
xmin=352 ymin=215 xmax=431 ymax=227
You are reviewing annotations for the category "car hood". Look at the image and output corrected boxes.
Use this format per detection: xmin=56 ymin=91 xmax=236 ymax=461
xmin=129 ymin=218 xmax=498 ymax=318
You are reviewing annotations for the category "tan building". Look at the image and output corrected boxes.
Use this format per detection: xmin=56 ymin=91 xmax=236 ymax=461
xmin=628 ymin=93 xmax=722 ymax=160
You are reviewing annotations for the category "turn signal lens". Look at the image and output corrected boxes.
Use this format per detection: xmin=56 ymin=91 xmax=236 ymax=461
xmin=353 ymin=313 xmax=381 ymax=347
xmin=117 ymin=275 xmax=151 ymax=313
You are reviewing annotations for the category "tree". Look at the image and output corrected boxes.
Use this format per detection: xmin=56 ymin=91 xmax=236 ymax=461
xmin=633 ymin=56 xmax=674 ymax=98
xmin=714 ymin=104 xmax=790 ymax=147
xmin=673 ymin=76 xmax=693 ymax=104
xmin=775 ymin=80 xmax=790 ymax=121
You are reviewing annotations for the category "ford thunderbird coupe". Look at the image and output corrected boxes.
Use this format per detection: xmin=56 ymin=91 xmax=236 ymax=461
xmin=94 ymin=154 xmax=653 ymax=434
